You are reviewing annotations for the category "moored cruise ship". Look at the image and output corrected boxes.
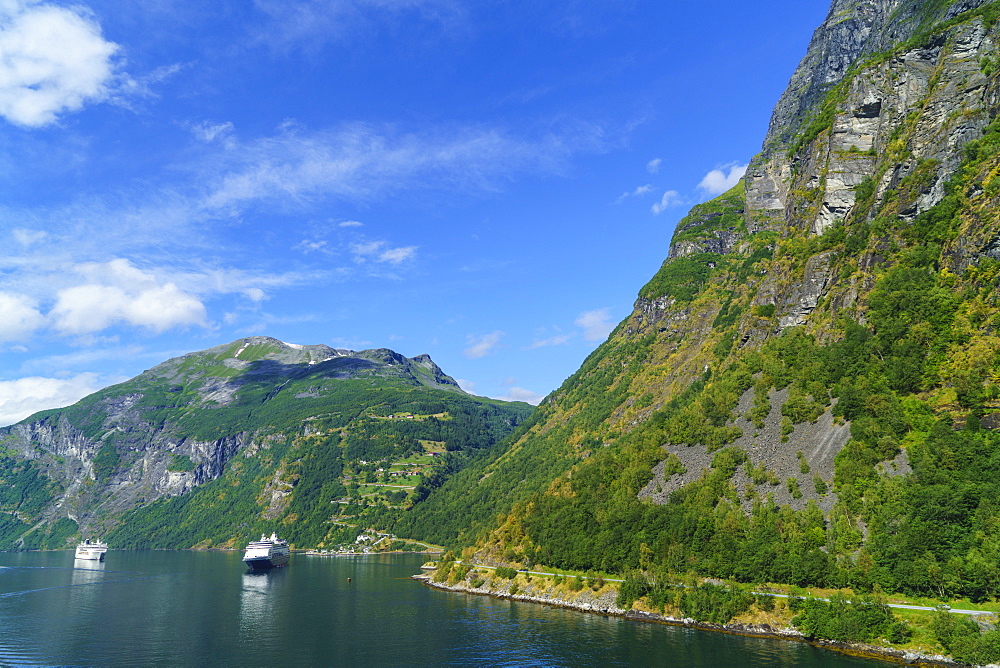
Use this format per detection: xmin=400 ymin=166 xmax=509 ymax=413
xmin=242 ymin=532 xmax=290 ymax=571
xmin=74 ymin=539 xmax=108 ymax=561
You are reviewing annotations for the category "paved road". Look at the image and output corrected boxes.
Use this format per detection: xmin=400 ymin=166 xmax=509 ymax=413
xmin=456 ymin=562 xmax=992 ymax=616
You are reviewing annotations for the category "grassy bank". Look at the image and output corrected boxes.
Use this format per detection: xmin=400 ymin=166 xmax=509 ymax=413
xmin=417 ymin=557 xmax=999 ymax=666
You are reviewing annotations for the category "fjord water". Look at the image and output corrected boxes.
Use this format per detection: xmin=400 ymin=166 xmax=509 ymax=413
xmin=0 ymin=551 xmax=887 ymax=667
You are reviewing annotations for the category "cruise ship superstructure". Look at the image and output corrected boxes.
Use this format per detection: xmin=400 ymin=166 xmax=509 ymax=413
xmin=242 ymin=532 xmax=290 ymax=571
xmin=74 ymin=539 xmax=108 ymax=561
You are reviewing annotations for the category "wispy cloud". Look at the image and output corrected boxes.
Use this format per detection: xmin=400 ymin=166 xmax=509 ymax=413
xmin=464 ymin=330 xmax=504 ymax=359
xmin=646 ymin=158 xmax=661 ymax=174
xmin=13 ymin=228 xmax=47 ymax=246
xmin=0 ymin=118 xmax=603 ymax=284
xmin=200 ymin=121 xmax=604 ymax=212
xmin=0 ymin=0 xmax=120 ymax=127
xmin=614 ymin=183 xmax=655 ymax=204
xmin=651 ymin=189 xmax=681 ymax=214
xmin=188 ymin=120 xmax=236 ymax=146
xmin=350 ymin=240 xmax=417 ymax=265
xmin=251 ymin=0 xmax=464 ymax=53
xmin=575 ymin=308 xmax=614 ymax=342
xmin=698 ymin=162 xmax=747 ymax=195
xmin=527 ymin=333 xmax=573 ymax=349
xmin=377 ymin=246 xmax=417 ymax=264
xmin=295 ymin=239 xmax=330 ymax=254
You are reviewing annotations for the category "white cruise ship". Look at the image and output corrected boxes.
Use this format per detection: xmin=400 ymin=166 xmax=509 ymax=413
xmin=74 ymin=539 xmax=108 ymax=561
xmin=242 ymin=532 xmax=290 ymax=571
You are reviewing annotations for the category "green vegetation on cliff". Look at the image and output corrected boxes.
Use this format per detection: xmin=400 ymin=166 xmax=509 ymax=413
xmin=0 ymin=340 xmax=532 ymax=550
xmin=379 ymin=10 xmax=1000 ymax=659
xmin=103 ymin=384 xmax=532 ymax=549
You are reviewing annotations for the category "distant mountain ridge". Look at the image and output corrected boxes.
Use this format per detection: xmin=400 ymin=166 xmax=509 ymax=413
xmin=0 ymin=336 xmax=530 ymax=549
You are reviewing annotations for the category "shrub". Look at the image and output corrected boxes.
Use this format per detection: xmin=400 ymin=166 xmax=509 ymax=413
xmin=813 ymin=475 xmax=829 ymax=495
xmin=792 ymin=593 xmax=903 ymax=643
xmin=677 ymin=583 xmax=755 ymax=625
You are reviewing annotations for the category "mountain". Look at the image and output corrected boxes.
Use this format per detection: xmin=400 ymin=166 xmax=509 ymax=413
xmin=0 ymin=336 xmax=532 ymax=549
xmin=390 ymin=0 xmax=1000 ymax=605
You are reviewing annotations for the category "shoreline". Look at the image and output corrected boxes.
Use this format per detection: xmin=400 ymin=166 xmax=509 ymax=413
xmin=413 ymin=574 xmax=960 ymax=667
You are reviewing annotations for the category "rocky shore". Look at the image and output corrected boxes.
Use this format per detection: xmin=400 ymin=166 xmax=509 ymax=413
xmin=412 ymin=573 xmax=962 ymax=667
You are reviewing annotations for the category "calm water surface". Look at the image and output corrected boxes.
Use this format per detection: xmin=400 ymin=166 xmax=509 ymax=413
xmin=0 ymin=550 xmax=891 ymax=666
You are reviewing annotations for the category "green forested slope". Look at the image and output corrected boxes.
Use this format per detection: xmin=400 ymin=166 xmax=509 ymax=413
xmin=0 ymin=338 xmax=532 ymax=548
xmin=388 ymin=0 xmax=1000 ymax=608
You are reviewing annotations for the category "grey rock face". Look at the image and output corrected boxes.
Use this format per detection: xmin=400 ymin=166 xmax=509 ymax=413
xmin=743 ymin=3 xmax=998 ymax=334
xmin=668 ymin=207 xmax=746 ymax=258
xmin=639 ymin=0 xmax=1000 ymax=511
xmin=765 ymin=0 xmax=990 ymax=152
xmin=779 ymin=251 xmax=835 ymax=328
xmin=640 ymin=388 xmax=849 ymax=513
xmin=750 ymin=0 xmax=994 ymax=236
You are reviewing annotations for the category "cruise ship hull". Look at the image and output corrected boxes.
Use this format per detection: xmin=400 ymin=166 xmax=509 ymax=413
xmin=243 ymin=553 xmax=289 ymax=571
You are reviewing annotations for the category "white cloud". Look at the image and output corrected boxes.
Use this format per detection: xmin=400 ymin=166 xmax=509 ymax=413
xmin=455 ymin=378 xmax=476 ymax=394
xmin=295 ymin=239 xmax=329 ymax=253
xmin=0 ymin=291 xmax=44 ymax=341
xmin=698 ymin=162 xmax=748 ymax=195
xmin=189 ymin=120 xmax=235 ymax=145
xmin=464 ymin=330 xmax=504 ymax=359
xmin=494 ymin=386 xmax=544 ymax=405
xmin=12 ymin=228 xmax=46 ymax=246
xmin=338 ymin=220 xmax=364 ymax=227
xmin=0 ymin=1 xmax=119 ymax=127
xmin=200 ymin=121 xmax=603 ymax=212
xmin=614 ymin=184 xmax=654 ymax=204
xmin=350 ymin=240 xmax=417 ymax=264
xmin=575 ymin=308 xmax=614 ymax=342
xmin=251 ymin=0 xmax=463 ymax=53
xmin=50 ymin=259 xmax=207 ymax=335
xmin=646 ymin=158 xmax=662 ymax=174
xmin=350 ymin=240 xmax=381 ymax=255
xmin=0 ymin=373 xmax=104 ymax=427
xmin=378 ymin=246 xmax=416 ymax=264
xmin=527 ymin=333 xmax=572 ymax=349
xmin=651 ymin=189 xmax=681 ymax=214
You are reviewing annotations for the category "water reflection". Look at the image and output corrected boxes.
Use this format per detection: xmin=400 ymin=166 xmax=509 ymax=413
xmin=239 ymin=570 xmax=282 ymax=645
xmin=69 ymin=558 xmax=105 ymax=604
xmin=72 ymin=558 xmax=106 ymax=573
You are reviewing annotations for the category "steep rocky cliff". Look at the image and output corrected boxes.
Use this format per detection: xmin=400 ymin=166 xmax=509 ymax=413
xmin=392 ymin=0 xmax=1000 ymax=607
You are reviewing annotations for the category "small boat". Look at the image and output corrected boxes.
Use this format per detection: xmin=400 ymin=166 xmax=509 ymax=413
xmin=74 ymin=539 xmax=108 ymax=561
xmin=242 ymin=532 xmax=290 ymax=571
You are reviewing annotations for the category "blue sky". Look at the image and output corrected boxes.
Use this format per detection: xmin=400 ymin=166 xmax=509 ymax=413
xmin=0 ymin=0 xmax=828 ymax=425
